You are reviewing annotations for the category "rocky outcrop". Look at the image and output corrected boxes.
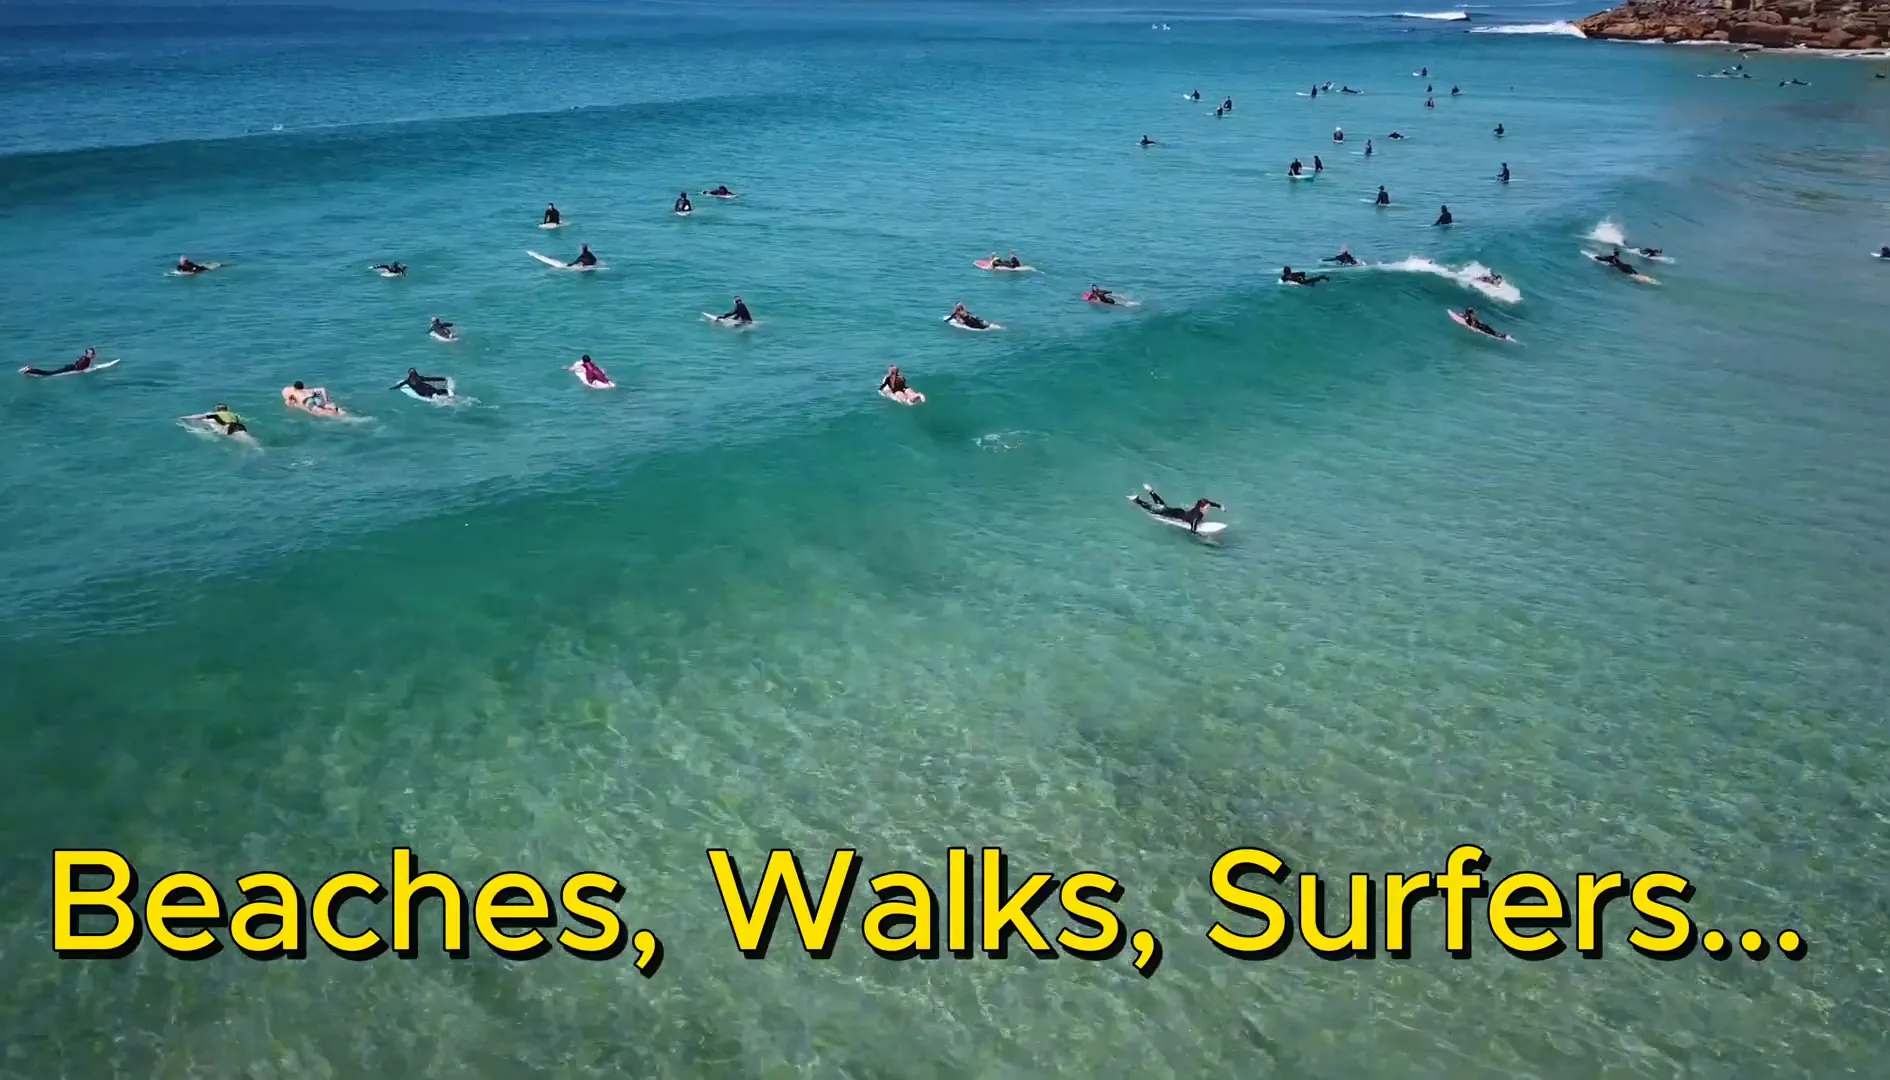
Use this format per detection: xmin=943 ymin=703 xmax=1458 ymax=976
xmin=1577 ymin=0 xmax=1890 ymax=49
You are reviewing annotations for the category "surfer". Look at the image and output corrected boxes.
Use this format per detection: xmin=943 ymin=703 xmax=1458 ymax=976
xmin=1475 ymin=271 xmax=1504 ymax=287
xmin=1333 ymin=127 xmax=1344 ymax=143
xmin=674 ymin=192 xmax=693 ymax=214
xmin=703 ymin=185 xmax=735 ymax=197
xmin=391 ymin=368 xmax=451 ymax=398
xmin=1289 ymin=158 xmax=1305 ymax=177
xmin=947 ymin=304 xmax=990 ymax=330
xmin=1309 ymin=85 xmax=1319 ymax=98
xmin=1498 ymin=163 xmax=1510 ymax=183
xmin=176 ymin=256 xmax=210 ymax=275
xmin=999 ymin=251 xmax=1023 ymax=269
xmin=571 ymin=244 xmax=598 ymax=268
xmin=282 ymin=381 xmax=341 ymax=415
xmin=1594 ymin=248 xmax=1639 ymax=276
xmin=1085 ymin=285 xmax=1118 ymax=305
xmin=1375 ymin=185 xmax=1390 ymax=206
xmin=1130 ymin=486 xmax=1222 ymax=534
xmin=1314 ymin=155 xmax=1325 ymax=173
xmin=374 ymin=262 xmax=406 ymax=276
xmin=1364 ymin=139 xmax=1374 ymax=157
xmin=1451 ymin=85 xmax=1461 ymax=96
xmin=429 ymin=317 xmax=455 ymax=340
xmin=1188 ymin=90 xmax=1200 ymax=100
xmin=879 ymin=365 xmax=922 ymax=400
xmin=1280 ymin=266 xmax=1330 ymax=286
xmin=22 ymin=347 xmax=97 ymax=377
xmin=190 ymin=403 xmax=248 ymax=435
xmin=717 ymin=296 xmax=754 ymax=324
xmin=1323 ymin=247 xmax=1360 ymax=267
xmin=577 ymin=355 xmax=610 ymax=385
xmin=1341 ymin=86 xmax=1361 ymax=95
xmin=1215 ymin=106 xmax=1224 ymax=118
xmin=1419 ymin=66 xmax=1429 ymax=77
xmin=1387 ymin=131 xmax=1405 ymax=140
xmin=1434 ymin=205 xmax=1453 ymax=226
xmin=1222 ymin=97 xmax=1233 ymax=112
xmin=1780 ymin=78 xmax=1809 ymax=87
xmin=1879 ymin=245 xmax=1890 ymax=258
xmin=1636 ymin=246 xmax=1664 ymax=259
xmin=1425 ymin=96 xmax=1435 ymax=109
xmin=1459 ymin=307 xmax=1501 ymax=337
xmin=1140 ymin=135 xmax=1158 ymax=147
xmin=542 ymin=204 xmax=561 ymax=226
xmin=1494 ymin=123 xmax=1505 ymax=136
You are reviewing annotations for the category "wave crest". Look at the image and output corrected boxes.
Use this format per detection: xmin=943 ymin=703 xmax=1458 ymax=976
xmin=1470 ymin=21 xmax=1587 ymax=37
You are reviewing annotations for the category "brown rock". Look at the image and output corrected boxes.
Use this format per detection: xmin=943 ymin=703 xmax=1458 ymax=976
xmin=1822 ymin=27 xmax=1857 ymax=44
xmin=1707 ymin=28 xmax=1732 ymax=39
xmin=1856 ymin=33 xmax=1883 ymax=46
xmin=1731 ymin=19 xmax=1798 ymax=43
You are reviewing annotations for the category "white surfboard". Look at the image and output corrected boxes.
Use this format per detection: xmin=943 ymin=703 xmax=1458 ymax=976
xmin=1128 ymin=495 xmax=1228 ymax=537
xmin=400 ymin=377 xmax=460 ymax=404
xmin=1287 ymin=172 xmax=1315 ymax=181
xmin=879 ymin=386 xmax=924 ymax=406
xmin=430 ymin=329 xmax=456 ymax=342
xmin=702 ymin=312 xmax=757 ymax=331
xmin=538 ymin=221 xmax=565 ymax=230
xmin=1448 ymin=308 xmax=1515 ymax=343
xmin=1875 ymin=250 xmax=1890 ymax=260
xmin=675 ymin=209 xmax=693 ymax=217
xmin=528 ymin=250 xmax=601 ymax=271
xmin=945 ymin=316 xmax=1001 ymax=332
xmin=571 ymin=362 xmax=615 ymax=389
xmin=371 ymin=265 xmax=405 ymax=277
xmin=21 ymin=358 xmax=120 ymax=377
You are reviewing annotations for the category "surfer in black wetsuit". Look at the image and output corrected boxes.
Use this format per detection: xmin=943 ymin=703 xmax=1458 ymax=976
xmin=1375 ymin=186 xmax=1390 ymax=206
xmin=571 ymin=244 xmax=598 ymax=268
xmin=1001 ymin=252 xmax=1023 ymax=268
xmin=703 ymin=185 xmax=735 ymax=197
xmin=1595 ymin=248 xmax=1638 ymax=275
xmin=22 ymin=347 xmax=95 ymax=378
xmin=1461 ymin=307 xmax=1500 ymax=337
xmin=1130 ymin=486 xmax=1222 ymax=533
xmin=1365 ymin=139 xmax=1374 ymax=158
xmin=392 ymin=368 xmax=451 ymax=398
xmin=1879 ymin=245 xmax=1890 ymax=258
xmin=1314 ymin=155 xmax=1325 ymax=173
xmin=1419 ymin=66 xmax=1428 ymax=78
xmin=1341 ymin=86 xmax=1361 ymax=95
xmin=1280 ymin=266 xmax=1330 ymax=286
xmin=1387 ymin=132 xmax=1405 ymax=140
xmin=1451 ymin=85 xmax=1460 ymax=96
xmin=1085 ymin=285 xmax=1118 ymax=305
xmin=1636 ymin=246 xmax=1663 ymax=259
xmin=1222 ymin=97 xmax=1233 ymax=112
xmin=1434 ymin=205 xmax=1453 ymax=226
xmin=1215 ymin=106 xmax=1224 ymax=118
xmin=880 ymin=365 xmax=909 ymax=394
xmin=1189 ymin=90 xmax=1200 ymax=100
xmin=429 ymin=317 xmax=455 ymax=339
xmin=674 ymin=192 xmax=693 ymax=213
xmin=1498 ymin=163 xmax=1510 ymax=183
xmin=1140 ymin=135 xmax=1157 ymax=147
xmin=1494 ymin=123 xmax=1505 ymax=136
xmin=1309 ymin=85 xmax=1319 ymax=98
xmin=1425 ymin=96 xmax=1435 ymax=109
xmin=1333 ymin=127 xmax=1344 ymax=143
xmin=718 ymin=297 xmax=753 ymax=324
xmin=1289 ymin=158 xmax=1304 ymax=177
xmin=1323 ymin=247 xmax=1359 ymax=267
xmin=948 ymin=304 xmax=988 ymax=330
xmin=543 ymin=203 xmax=560 ymax=225
xmin=176 ymin=256 xmax=210 ymax=274
xmin=374 ymin=262 xmax=406 ymax=276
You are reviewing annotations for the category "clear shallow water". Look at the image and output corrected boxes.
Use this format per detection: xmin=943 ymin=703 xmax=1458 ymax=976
xmin=3 ymin=2 xmax=1889 ymax=1076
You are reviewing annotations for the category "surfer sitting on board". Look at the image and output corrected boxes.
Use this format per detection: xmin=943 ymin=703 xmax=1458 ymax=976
xmin=374 ymin=262 xmax=407 ymax=276
xmin=1636 ymin=247 xmax=1662 ymax=259
xmin=1880 ymin=245 xmax=1890 ymax=258
xmin=1140 ymin=135 xmax=1157 ymax=147
xmin=1314 ymin=155 xmax=1325 ymax=173
xmin=1434 ymin=205 xmax=1453 ymax=226
xmin=948 ymin=304 xmax=989 ymax=330
xmin=392 ymin=368 xmax=451 ymax=398
xmin=703 ymin=185 xmax=735 ymax=197
xmin=1130 ymin=486 xmax=1222 ymax=534
xmin=1085 ymin=285 xmax=1118 ymax=305
xmin=718 ymin=297 xmax=754 ymax=325
xmin=1289 ymin=158 xmax=1305 ymax=177
xmin=543 ymin=204 xmax=560 ymax=225
xmin=1376 ymin=186 xmax=1390 ymax=206
xmin=1222 ymin=97 xmax=1233 ymax=111
xmin=1323 ymin=247 xmax=1359 ymax=267
xmin=571 ymin=245 xmax=598 ymax=268
xmin=429 ymin=317 xmax=455 ymax=339
xmin=176 ymin=256 xmax=210 ymax=274
xmin=1280 ymin=266 xmax=1330 ymax=286
xmin=1188 ymin=90 xmax=1200 ymax=100
xmin=674 ymin=192 xmax=692 ymax=214
xmin=1494 ymin=123 xmax=1505 ymax=136
xmin=1498 ymin=163 xmax=1510 ymax=183
xmin=999 ymin=251 xmax=1023 ymax=269
xmin=190 ymin=404 xmax=247 ymax=435
xmin=22 ymin=347 xmax=95 ymax=377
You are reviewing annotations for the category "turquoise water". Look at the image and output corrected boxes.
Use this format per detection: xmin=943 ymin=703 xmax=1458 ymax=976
xmin=5 ymin=1 xmax=1890 ymax=1074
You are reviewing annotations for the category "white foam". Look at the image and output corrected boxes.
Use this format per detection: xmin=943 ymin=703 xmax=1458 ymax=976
xmin=1471 ymin=21 xmax=1587 ymax=37
xmin=1374 ymin=256 xmax=1524 ymax=304
xmin=1398 ymin=11 xmax=1470 ymax=20
xmin=1587 ymin=220 xmax=1628 ymax=248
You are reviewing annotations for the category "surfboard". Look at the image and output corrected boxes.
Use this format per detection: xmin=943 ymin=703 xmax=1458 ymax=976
xmin=400 ymin=377 xmax=458 ymax=404
xmin=538 ymin=221 xmax=565 ymax=229
xmin=675 ymin=208 xmax=693 ymax=217
xmin=371 ymin=265 xmax=405 ymax=277
xmin=702 ymin=312 xmax=756 ymax=330
xmin=168 ymin=262 xmax=225 ymax=277
xmin=702 ymin=191 xmax=739 ymax=199
xmin=430 ymin=329 xmax=456 ymax=342
xmin=1084 ymin=294 xmax=1138 ymax=307
xmin=21 ymin=358 xmax=120 ymax=377
xmin=1582 ymin=252 xmax=1659 ymax=285
xmin=879 ymin=386 xmax=924 ymax=406
xmin=1448 ymin=309 xmax=1514 ymax=342
xmin=1127 ymin=496 xmax=1228 ymax=537
xmin=1637 ymin=251 xmax=1674 ymax=263
xmin=571 ymin=363 xmax=614 ymax=389
xmin=529 ymin=250 xmax=600 ymax=271
xmin=1875 ymin=250 xmax=1890 ymax=260
xmin=975 ymin=259 xmax=1034 ymax=272
xmin=945 ymin=316 xmax=1001 ymax=332
xmin=1287 ymin=172 xmax=1314 ymax=181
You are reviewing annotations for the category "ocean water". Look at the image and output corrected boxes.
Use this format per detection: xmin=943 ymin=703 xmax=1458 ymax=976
xmin=4 ymin=1 xmax=1890 ymax=1075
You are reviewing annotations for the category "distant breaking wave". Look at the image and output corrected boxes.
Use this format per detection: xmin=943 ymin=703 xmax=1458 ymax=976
xmin=1369 ymin=257 xmax=1524 ymax=304
xmin=1470 ymin=21 xmax=1587 ymax=37
xmin=1394 ymin=11 xmax=1472 ymax=20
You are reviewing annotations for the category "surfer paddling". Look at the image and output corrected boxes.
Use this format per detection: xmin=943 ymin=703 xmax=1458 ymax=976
xmin=283 ymin=382 xmax=344 ymax=416
xmin=21 ymin=348 xmax=97 ymax=377
xmin=879 ymin=365 xmax=925 ymax=404
xmin=1129 ymin=486 xmax=1222 ymax=534
xmin=392 ymin=369 xmax=452 ymax=399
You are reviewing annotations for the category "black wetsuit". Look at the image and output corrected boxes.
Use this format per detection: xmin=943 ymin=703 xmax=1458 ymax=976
xmin=430 ymin=321 xmax=453 ymax=338
xmin=1376 ymin=191 xmax=1390 ymax=206
xmin=1088 ymin=290 xmax=1117 ymax=305
xmin=1465 ymin=314 xmax=1497 ymax=336
xmin=178 ymin=262 xmax=208 ymax=274
xmin=1282 ymin=272 xmax=1329 ymax=286
xmin=1597 ymin=253 xmax=1637 ymax=275
xmin=675 ymin=197 xmax=692 ymax=213
xmin=396 ymin=373 xmax=450 ymax=398
xmin=1498 ymin=167 xmax=1510 ymax=183
xmin=722 ymin=301 xmax=753 ymax=323
xmin=1638 ymin=248 xmax=1661 ymax=258
xmin=575 ymin=250 xmax=598 ymax=267
xmin=880 ymin=374 xmax=908 ymax=394
xmin=22 ymin=358 xmax=90 ymax=377
xmin=954 ymin=313 xmax=988 ymax=329
xmin=543 ymin=208 xmax=560 ymax=225
xmin=1325 ymin=252 xmax=1359 ymax=266
xmin=1434 ymin=209 xmax=1453 ymax=226
xmin=1133 ymin=490 xmax=1219 ymax=532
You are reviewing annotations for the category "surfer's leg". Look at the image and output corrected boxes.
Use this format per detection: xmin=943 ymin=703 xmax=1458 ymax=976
xmin=20 ymin=367 xmax=55 ymax=377
xmin=1146 ymin=489 xmax=1168 ymax=507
